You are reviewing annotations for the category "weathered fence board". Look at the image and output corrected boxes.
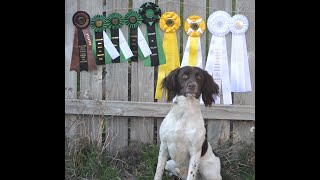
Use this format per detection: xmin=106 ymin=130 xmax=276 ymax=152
xmin=65 ymin=99 xmax=255 ymax=120
xmin=206 ymin=0 xmax=232 ymax=150
xmin=232 ymin=0 xmax=255 ymax=144
xmin=65 ymin=0 xmax=79 ymax=149
xmin=103 ymin=0 xmax=130 ymax=154
xmin=156 ymin=0 xmax=182 ymax=144
xmin=77 ymin=0 xmax=104 ymax=144
xmin=130 ymin=0 xmax=155 ymax=145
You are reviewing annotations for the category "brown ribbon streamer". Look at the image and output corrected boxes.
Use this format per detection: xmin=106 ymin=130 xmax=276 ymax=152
xmin=70 ymin=11 xmax=97 ymax=72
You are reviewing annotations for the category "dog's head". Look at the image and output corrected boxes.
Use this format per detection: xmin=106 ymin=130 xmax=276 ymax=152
xmin=161 ymin=66 xmax=219 ymax=106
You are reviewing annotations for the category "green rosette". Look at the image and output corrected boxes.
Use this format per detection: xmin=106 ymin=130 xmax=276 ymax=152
xmin=138 ymin=2 xmax=161 ymax=27
xmin=90 ymin=15 xmax=107 ymax=32
xmin=124 ymin=11 xmax=142 ymax=28
xmin=124 ymin=11 xmax=148 ymax=62
xmin=105 ymin=13 xmax=127 ymax=63
xmin=90 ymin=14 xmax=109 ymax=65
xmin=106 ymin=12 xmax=124 ymax=29
xmin=138 ymin=2 xmax=165 ymax=66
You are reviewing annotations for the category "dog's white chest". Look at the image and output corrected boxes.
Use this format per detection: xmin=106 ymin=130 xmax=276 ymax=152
xmin=159 ymin=97 xmax=205 ymax=165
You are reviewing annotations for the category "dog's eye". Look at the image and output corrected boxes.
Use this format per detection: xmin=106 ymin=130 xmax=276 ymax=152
xmin=182 ymin=74 xmax=188 ymax=79
xmin=197 ymin=76 xmax=203 ymax=80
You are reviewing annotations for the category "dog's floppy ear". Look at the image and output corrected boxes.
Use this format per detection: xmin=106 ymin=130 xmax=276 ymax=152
xmin=161 ymin=67 xmax=180 ymax=102
xmin=201 ymin=70 xmax=219 ymax=107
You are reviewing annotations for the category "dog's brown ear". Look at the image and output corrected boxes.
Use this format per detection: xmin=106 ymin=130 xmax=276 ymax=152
xmin=161 ymin=67 xmax=180 ymax=102
xmin=202 ymin=70 xmax=219 ymax=107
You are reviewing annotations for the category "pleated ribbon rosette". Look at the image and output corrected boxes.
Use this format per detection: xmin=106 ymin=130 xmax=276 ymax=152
xmin=181 ymin=15 xmax=206 ymax=68
xmin=105 ymin=12 xmax=133 ymax=63
xmin=205 ymin=11 xmax=232 ymax=104
xmin=228 ymin=14 xmax=251 ymax=92
xmin=90 ymin=14 xmax=120 ymax=65
xmin=155 ymin=12 xmax=181 ymax=100
xmin=124 ymin=11 xmax=152 ymax=62
xmin=70 ymin=11 xmax=97 ymax=72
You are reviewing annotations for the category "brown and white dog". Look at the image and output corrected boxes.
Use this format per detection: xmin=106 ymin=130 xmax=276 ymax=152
xmin=154 ymin=66 xmax=222 ymax=180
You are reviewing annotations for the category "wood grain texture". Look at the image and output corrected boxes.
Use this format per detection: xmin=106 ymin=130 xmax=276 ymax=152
xmin=65 ymin=0 xmax=79 ymax=149
xmin=130 ymin=0 xmax=156 ymax=144
xmin=65 ymin=99 xmax=255 ymax=120
xmin=206 ymin=0 xmax=232 ymax=149
xmin=65 ymin=0 xmax=78 ymax=99
xmin=156 ymin=0 xmax=182 ymax=143
xmin=77 ymin=0 xmax=104 ymax=144
xmin=232 ymin=0 xmax=255 ymax=144
xmin=104 ymin=0 xmax=129 ymax=154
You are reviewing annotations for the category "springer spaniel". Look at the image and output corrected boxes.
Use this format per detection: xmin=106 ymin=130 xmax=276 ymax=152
xmin=154 ymin=66 xmax=222 ymax=180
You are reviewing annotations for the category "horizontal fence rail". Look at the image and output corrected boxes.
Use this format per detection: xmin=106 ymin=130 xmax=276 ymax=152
xmin=65 ymin=99 xmax=255 ymax=120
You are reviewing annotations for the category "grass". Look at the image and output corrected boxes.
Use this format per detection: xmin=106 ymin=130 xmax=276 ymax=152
xmin=65 ymin=136 xmax=254 ymax=180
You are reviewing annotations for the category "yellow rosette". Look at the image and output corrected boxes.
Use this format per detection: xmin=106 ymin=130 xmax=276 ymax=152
xmin=181 ymin=15 xmax=206 ymax=68
xmin=155 ymin=12 xmax=181 ymax=100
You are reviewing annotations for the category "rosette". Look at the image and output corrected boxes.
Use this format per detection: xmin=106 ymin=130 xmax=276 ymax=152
xmin=205 ymin=11 xmax=232 ymax=104
xmin=138 ymin=2 xmax=165 ymax=66
xmin=228 ymin=14 xmax=251 ymax=92
xmin=155 ymin=12 xmax=181 ymax=100
xmin=181 ymin=15 xmax=205 ymax=68
xmin=70 ymin=11 xmax=97 ymax=72
xmin=90 ymin=14 xmax=119 ymax=65
xmin=105 ymin=12 xmax=133 ymax=63
xmin=124 ymin=11 xmax=151 ymax=62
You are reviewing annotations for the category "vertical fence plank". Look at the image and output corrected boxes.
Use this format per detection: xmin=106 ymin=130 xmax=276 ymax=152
xmin=183 ymin=0 xmax=207 ymax=68
xmin=155 ymin=0 xmax=181 ymax=144
xmin=130 ymin=0 xmax=156 ymax=144
xmin=232 ymin=0 xmax=255 ymax=144
xmin=104 ymin=0 xmax=129 ymax=154
xmin=77 ymin=0 xmax=104 ymax=145
xmin=206 ymin=0 xmax=232 ymax=150
xmin=65 ymin=0 xmax=79 ymax=149
xmin=207 ymin=119 xmax=230 ymax=149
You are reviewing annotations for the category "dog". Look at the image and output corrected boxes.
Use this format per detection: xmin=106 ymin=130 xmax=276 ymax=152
xmin=154 ymin=66 xmax=222 ymax=180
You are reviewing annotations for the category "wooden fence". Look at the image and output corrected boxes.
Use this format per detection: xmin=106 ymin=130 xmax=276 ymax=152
xmin=65 ymin=0 xmax=255 ymax=154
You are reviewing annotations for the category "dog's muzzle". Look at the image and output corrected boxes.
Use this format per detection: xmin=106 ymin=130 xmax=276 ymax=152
xmin=184 ymin=82 xmax=200 ymax=97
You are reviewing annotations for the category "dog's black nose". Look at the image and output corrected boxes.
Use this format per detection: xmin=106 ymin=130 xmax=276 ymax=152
xmin=187 ymin=82 xmax=197 ymax=90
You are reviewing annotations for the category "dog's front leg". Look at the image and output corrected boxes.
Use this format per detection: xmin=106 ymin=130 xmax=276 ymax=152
xmin=154 ymin=142 xmax=168 ymax=180
xmin=186 ymin=151 xmax=201 ymax=180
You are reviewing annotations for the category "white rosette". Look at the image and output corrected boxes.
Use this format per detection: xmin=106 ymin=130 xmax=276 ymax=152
xmin=228 ymin=14 xmax=251 ymax=92
xmin=205 ymin=11 xmax=232 ymax=104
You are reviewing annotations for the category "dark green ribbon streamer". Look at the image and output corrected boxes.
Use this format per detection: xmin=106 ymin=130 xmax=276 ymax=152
xmin=143 ymin=23 xmax=166 ymax=66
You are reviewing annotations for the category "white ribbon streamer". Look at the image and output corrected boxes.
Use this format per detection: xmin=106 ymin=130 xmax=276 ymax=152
xmin=228 ymin=14 xmax=251 ymax=92
xmin=137 ymin=27 xmax=152 ymax=57
xmin=205 ymin=36 xmax=232 ymax=104
xmin=119 ymin=29 xmax=133 ymax=59
xmin=205 ymin=11 xmax=232 ymax=104
xmin=102 ymin=31 xmax=120 ymax=59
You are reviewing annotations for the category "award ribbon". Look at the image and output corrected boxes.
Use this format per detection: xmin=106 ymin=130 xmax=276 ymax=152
xmin=181 ymin=15 xmax=205 ymax=68
xmin=155 ymin=12 xmax=181 ymax=100
xmin=70 ymin=11 xmax=97 ymax=72
xmin=228 ymin=14 xmax=251 ymax=92
xmin=124 ymin=11 xmax=152 ymax=62
xmin=205 ymin=11 xmax=232 ymax=104
xmin=106 ymin=12 xmax=133 ymax=63
xmin=90 ymin=14 xmax=119 ymax=65
xmin=138 ymin=2 xmax=166 ymax=66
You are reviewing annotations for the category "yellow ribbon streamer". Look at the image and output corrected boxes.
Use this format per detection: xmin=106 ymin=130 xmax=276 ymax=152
xmin=188 ymin=36 xmax=199 ymax=66
xmin=155 ymin=12 xmax=181 ymax=100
